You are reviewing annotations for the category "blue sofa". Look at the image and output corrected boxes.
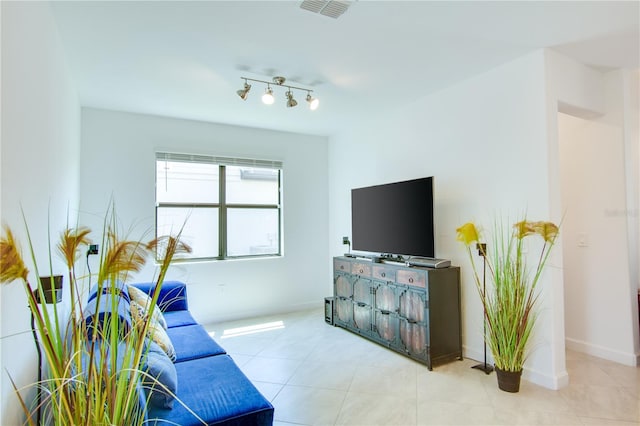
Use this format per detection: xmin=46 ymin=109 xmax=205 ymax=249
xmin=129 ymin=281 xmax=275 ymax=425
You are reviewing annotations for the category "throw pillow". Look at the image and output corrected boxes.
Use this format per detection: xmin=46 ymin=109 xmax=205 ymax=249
xmin=127 ymin=285 xmax=168 ymax=330
xmin=141 ymin=340 xmax=178 ymax=409
xmin=148 ymin=321 xmax=176 ymax=362
xmin=130 ymin=300 xmax=154 ymax=328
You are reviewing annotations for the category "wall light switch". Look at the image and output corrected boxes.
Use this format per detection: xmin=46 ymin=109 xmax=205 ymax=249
xmin=578 ymin=233 xmax=588 ymax=247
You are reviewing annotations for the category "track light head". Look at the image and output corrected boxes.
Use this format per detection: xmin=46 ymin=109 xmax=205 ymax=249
xmin=306 ymin=92 xmax=319 ymax=110
xmin=286 ymin=91 xmax=298 ymax=108
xmin=262 ymin=86 xmax=275 ymax=105
xmin=236 ymin=81 xmax=251 ymax=100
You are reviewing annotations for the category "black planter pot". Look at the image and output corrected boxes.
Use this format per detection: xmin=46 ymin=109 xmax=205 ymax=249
xmin=495 ymin=366 xmax=522 ymax=393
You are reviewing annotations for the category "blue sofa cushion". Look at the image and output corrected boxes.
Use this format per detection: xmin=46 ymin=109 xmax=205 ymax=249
xmin=147 ymin=355 xmax=274 ymax=426
xmin=142 ymin=341 xmax=178 ymax=409
xmin=166 ymin=324 xmax=226 ymax=362
xmin=163 ymin=310 xmax=197 ymax=328
xmin=131 ymin=281 xmax=188 ymax=312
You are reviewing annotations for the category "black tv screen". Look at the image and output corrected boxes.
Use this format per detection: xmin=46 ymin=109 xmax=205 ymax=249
xmin=351 ymin=177 xmax=434 ymax=258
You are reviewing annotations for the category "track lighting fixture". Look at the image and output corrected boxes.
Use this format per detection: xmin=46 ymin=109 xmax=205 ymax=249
xmin=237 ymin=76 xmax=319 ymax=110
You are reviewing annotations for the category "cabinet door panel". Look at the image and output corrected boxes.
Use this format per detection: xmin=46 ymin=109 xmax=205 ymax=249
xmin=336 ymin=297 xmax=353 ymax=325
xmin=335 ymin=273 xmax=353 ymax=299
xmin=375 ymin=282 xmax=398 ymax=312
xmin=400 ymin=318 xmax=428 ymax=359
xmin=353 ymin=278 xmax=373 ymax=305
xmin=399 ymin=289 xmax=425 ymax=323
xmin=374 ymin=310 xmax=398 ymax=343
xmin=353 ymin=303 xmax=372 ymax=333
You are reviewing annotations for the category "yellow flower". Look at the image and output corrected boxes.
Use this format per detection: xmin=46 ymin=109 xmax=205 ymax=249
xmin=513 ymin=221 xmax=535 ymax=239
xmin=531 ymin=221 xmax=559 ymax=243
xmin=456 ymin=222 xmax=479 ymax=246
xmin=0 ymin=226 xmax=29 ymax=283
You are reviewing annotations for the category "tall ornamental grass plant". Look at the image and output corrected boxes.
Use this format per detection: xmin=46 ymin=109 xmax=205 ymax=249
xmin=456 ymin=219 xmax=559 ymax=372
xmin=0 ymin=208 xmax=192 ymax=426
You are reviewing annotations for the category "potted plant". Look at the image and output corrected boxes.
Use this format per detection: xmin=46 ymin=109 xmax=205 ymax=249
xmin=0 ymin=208 xmax=190 ymax=425
xmin=456 ymin=219 xmax=559 ymax=392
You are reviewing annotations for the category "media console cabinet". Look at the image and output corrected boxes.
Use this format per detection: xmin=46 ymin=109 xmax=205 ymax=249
xmin=332 ymin=256 xmax=462 ymax=369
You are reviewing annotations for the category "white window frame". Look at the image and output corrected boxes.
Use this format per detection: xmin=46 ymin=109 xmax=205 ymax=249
xmin=155 ymin=152 xmax=283 ymax=261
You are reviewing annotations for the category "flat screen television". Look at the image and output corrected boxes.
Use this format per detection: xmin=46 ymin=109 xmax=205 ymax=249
xmin=351 ymin=177 xmax=434 ymax=258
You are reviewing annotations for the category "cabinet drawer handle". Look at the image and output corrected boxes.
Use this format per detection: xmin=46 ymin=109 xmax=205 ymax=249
xmin=340 ymin=265 xmax=344 ymax=270
xmin=381 ymin=272 xmax=386 ymax=278
xmin=359 ymin=268 xmax=364 ymax=274
xmin=357 ymin=302 xmax=367 ymax=307
xmin=409 ymin=277 xmax=414 ymax=283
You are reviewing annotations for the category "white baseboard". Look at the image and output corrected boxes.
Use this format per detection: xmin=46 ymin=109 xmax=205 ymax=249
xmin=463 ymin=344 xmax=569 ymax=390
xmin=462 ymin=344 xmax=494 ymax=365
xmin=204 ymin=301 xmax=322 ymax=324
xmin=522 ymin=364 xmax=569 ymax=390
xmin=566 ymin=337 xmax=639 ymax=366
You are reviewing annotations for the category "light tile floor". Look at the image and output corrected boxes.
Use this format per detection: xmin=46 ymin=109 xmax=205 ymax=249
xmin=204 ymin=308 xmax=640 ymax=426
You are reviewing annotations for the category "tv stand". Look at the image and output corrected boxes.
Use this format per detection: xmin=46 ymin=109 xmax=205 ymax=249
xmin=332 ymin=256 xmax=462 ymax=369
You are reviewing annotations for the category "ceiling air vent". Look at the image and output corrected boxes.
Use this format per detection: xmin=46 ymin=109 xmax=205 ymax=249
xmin=300 ymin=0 xmax=352 ymax=19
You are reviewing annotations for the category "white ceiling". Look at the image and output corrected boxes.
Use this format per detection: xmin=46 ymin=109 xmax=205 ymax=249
xmin=50 ymin=1 xmax=640 ymax=137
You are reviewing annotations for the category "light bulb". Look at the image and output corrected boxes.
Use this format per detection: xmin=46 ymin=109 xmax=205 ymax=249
xmin=306 ymin=93 xmax=319 ymax=110
xmin=262 ymin=87 xmax=275 ymax=105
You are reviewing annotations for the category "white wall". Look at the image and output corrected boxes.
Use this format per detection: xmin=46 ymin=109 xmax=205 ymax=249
xmin=79 ymin=108 xmax=329 ymax=324
xmin=558 ymin=68 xmax=640 ymax=365
xmin=0 ymin=2 xmax=80 ymax=424
xmin=624 ymin=70 xmax=640 ymax=295
xmin=558 ymin=112 xmax=635 ymax=362
xmin=328 ymin=50 xmax=570 ymax=388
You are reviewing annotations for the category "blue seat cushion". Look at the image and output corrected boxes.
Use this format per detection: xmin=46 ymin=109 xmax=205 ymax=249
xmin=146 ymin=354 xmax=274 ymax=426
xmin=163 ymin=310 xmax=197 ymax=328
xmin=166 ymin=324 xmax=226 ymax=362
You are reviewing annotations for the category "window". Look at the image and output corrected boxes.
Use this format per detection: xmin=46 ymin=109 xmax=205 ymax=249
xmin=155 ymin=152 xmax=282 ymax=260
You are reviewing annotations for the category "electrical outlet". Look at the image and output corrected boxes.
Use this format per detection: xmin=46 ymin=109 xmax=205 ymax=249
xmin=88 ymin=244 xmax=99 ymax=255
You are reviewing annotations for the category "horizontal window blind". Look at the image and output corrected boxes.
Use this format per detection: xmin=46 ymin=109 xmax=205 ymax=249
xmin=156 ymin=152 xmax=282 ymax=170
